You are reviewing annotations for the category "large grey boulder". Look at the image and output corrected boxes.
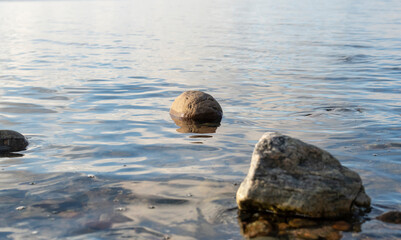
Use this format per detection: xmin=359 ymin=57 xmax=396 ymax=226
xmin=0 ymin=130 xmax=29 ymax=153
xmin=170 ymin=91 xmax=223 ymax=123
xmin=236 ymin=132 xmax=370 ymax=218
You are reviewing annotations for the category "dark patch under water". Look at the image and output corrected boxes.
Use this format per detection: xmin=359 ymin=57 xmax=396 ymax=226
xmin=0 ymin=171 xmax=240 ymax=239
xmin=1 ymin=170 xmax=400 ymax=239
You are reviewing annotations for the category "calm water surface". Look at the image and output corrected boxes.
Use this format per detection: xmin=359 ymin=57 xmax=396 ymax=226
xmin=0 ymin=0 xmax=400 ymax=239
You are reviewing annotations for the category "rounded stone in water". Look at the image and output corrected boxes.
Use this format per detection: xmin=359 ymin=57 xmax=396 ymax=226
xmin=170 ymin=91 xmax=223 ymax=123
xmin=0 ymin=130 xmax=29 ymax=153
xmin=376 ymin=211 xmax=401 ymax=224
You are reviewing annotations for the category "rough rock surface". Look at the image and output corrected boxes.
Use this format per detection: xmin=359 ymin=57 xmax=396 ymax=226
xmin=170 ymin=91 xmax=223 ymax=123
xmin=236 ymin=132 xmax=370 ymax=218
xmin=0 ymin=130 xmax=29 ymax=153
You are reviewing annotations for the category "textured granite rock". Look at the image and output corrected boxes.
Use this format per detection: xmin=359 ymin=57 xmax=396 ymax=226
xmin=170 ymin=91 xmax=222 ymax=123
xmin=236 ymin=132 xmax=370 ymax=218
xmin=0 ymin=130 xmax=29 ymax=153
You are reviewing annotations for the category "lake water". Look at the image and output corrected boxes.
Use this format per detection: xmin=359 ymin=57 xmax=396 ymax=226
xmin=1 ymin=0 xmax=400 ymax=239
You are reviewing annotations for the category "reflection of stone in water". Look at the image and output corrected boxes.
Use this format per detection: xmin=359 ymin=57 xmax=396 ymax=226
xmin=171 ymin=116 xmax=219 ymax=134
xmin=0 ymin=152 xmax=24 ymax=158
xmin=238 ymin=211 xmax=360 ymax=239
xmin=189 ymin=135 xmax=213 ymax=139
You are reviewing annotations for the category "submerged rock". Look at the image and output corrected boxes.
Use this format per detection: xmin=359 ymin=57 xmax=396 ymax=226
xmin=290 ymin=226 xmax=342 ymax=240
xmin=236 ymin=132 xmax=370 ymax=218
xmin=331 ymin=221 xmax=352 ymax=231
xmin=376 ymin=211 xmax=401 ymax=224
xmin=238 ymin=210 xmax=352 ymax=239
xmin=170 ymin=91 xmax=223 ymax=123
xmin=0 ymin=130 xmax=29 ymax=153
xmin=242 ymin=218 xmax=272 ymax=238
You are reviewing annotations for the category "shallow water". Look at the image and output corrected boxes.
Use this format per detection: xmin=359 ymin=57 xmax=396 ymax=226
xmin=1 ymin=0 xmax=401 ymax=239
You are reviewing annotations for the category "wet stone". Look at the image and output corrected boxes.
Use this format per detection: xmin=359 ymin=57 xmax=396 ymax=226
xmin=376 ymin=211 xmax=401 ymax=224
xmin=0 ymin=130 xmax=29 ymax=153
xmin=236 ymin=132 xmax=371 ymax=218
xmin=332 ymin=221 xmax=351 ymax=231
xmin=288 ymin=218 xmax=317 ymax=228
xmin=277 ymin=222 xmax=289 ymax=231
xmin=242 ymin=219 xmax=272 ymax=238
xmin=238 ymin=205 xmax=365 ymax=239
xmin=291 ymin=226 xmax=342 ymax=240
xmin=292 ymin=229 xmax=320 ymax=240
xmin=170 ymin=91 xmax=223 ymax=123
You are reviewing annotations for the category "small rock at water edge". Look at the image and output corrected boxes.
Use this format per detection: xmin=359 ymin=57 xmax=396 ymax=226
xmin=170 ymin=91 xmax=223 ymax=123
xmin=236 ymin=132 xmax=370 ymax=218
xmin=376 ymin=211 xmax=401 ymax=224
xmin=0 ymin=130 xmax=29 ymax=153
